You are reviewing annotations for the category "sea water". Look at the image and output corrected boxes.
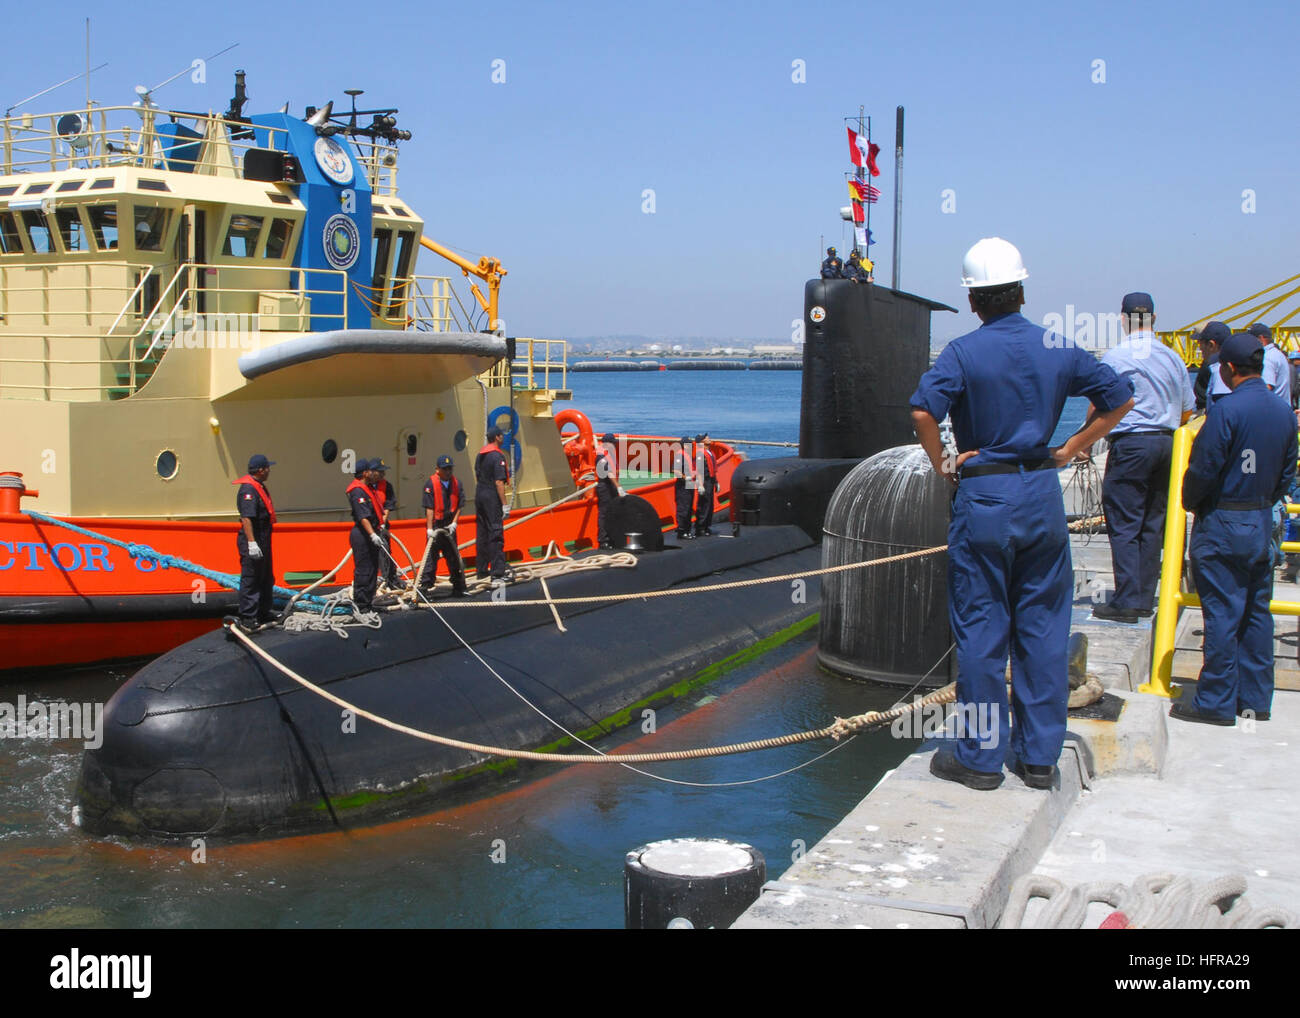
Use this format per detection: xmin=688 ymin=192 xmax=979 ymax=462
xmin=0 ymin=370 xmax=1088 ymax=928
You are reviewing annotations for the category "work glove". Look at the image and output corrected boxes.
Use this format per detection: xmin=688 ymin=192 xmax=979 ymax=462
xmin=501 ymin=506 xmax=510 ymax=520
xmin=426 ymin=528 xmax=437 ymax=539
xmin=247 ymin=541 xmax=263 ymax=560
xmin=617 ymin=486 xmax=627 ymax=498
xmin=448 ymin=520 xmax=458 ymax=537
xmin=370 ymin=533 xmax=384 ymax=548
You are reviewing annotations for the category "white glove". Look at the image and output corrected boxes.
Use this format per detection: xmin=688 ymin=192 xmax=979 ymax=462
xmin=370 ymin=532 xmax=384 ymax=547
xmin=501 ymin=506 xmax=510 ymax=520
xmin=247 ymin=540 xmax=263 ymax=560
xmin=617 ymin=487 xmax=627 ymax=498
xmin=426 ymin=528 xmax=436 ymax=539
xmin=448 ymin=520 xmax=458 ymax=536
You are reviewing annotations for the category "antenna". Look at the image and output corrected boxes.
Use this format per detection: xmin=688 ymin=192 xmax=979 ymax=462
xmin=133 ymin=42 xmax=239 ymax=109
xmin=6 ymin=62 xmax=109 ymax=117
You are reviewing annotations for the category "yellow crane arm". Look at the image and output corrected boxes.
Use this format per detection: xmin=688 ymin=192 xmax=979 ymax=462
xmin=420 ymin=235 xmax=507 ymax=330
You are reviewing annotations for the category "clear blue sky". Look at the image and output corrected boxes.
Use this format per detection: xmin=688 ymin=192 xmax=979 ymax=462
xmin=5 ymin=1 xmax=1297 ymax=344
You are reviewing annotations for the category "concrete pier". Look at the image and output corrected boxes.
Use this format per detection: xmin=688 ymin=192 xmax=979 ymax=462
xmin=734 ymin=534 xmax=1300 ymax=928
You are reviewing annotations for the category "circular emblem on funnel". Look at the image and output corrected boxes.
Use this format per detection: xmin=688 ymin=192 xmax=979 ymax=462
xmin=322 ymin=214 xmax=360 ymax=270
xmin=810 ymin=306 xmax=826 ymax=323
xmin=314 ymin=135 xmax=354 ymax=185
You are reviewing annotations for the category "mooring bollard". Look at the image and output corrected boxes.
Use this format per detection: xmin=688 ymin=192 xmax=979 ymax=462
xmin=624 ymin=838 xmax=766 ymax=929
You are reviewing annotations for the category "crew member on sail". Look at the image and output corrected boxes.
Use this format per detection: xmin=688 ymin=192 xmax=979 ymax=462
xmin=420 ymin=454 xmax=468 ymax=596
xmin=475 ymin=428 xmax=511 ymax=584
xmin=347 ymin=458 xmax=386 ymax=611
xmin=235 ymin=454 xmax=276 ymax=631
xmin=910 ymin=238 xmax=1133 ymax=791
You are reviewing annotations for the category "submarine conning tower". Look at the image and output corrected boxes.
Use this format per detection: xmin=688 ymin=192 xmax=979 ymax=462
xmin=729 ymin=279 xmax=955 ymax=539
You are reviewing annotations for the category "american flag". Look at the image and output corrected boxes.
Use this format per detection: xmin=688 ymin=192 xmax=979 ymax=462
xmin=848 ymin=178 xmax=881 ymax=204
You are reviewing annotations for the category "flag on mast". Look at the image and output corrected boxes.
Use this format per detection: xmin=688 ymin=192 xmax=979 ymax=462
xmin=846 ymin=127 xmax=881 ymax=177
xmin=848 ymin=178 xmax=881 ymax=204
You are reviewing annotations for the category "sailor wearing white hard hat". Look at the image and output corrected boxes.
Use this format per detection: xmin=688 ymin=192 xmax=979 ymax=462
xmin=910 ymin=238 xmax=1134 ymax=790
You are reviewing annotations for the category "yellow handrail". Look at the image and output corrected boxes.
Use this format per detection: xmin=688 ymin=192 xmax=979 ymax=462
xmin=1146 ymin=415 xmax=1300 ymax=696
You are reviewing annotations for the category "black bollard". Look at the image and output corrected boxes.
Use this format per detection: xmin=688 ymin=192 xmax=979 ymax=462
xmin=624 ymin=838 xmax=766 ymax=929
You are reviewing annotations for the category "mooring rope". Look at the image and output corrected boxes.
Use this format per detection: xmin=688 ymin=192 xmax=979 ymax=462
xmin=23 ymin=509 xmax=337 ymax=612
xmin=225 ymin=622 xmax=957 ymax=765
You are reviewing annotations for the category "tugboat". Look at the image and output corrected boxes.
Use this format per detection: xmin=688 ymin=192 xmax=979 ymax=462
xmin=0 ymin=73 xmax=739 ymax=671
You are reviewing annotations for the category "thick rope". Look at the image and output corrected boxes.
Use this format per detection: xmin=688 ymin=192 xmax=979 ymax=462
xmin=421 ymin=544 xmax=949 ymax=607
xmin=225 ymin=622 xmax=956 ymax=763
xmin=24 ymin=509 xmax=335 ymax=611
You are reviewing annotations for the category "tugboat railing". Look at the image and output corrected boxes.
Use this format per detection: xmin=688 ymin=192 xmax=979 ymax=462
xmin=0 ymin=105 xmax=400 ymax=192
xmin=0 ymin=259 xmax=348 ymax=399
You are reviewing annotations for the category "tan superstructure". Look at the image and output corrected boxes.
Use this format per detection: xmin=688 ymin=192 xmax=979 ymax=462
xmin=0 ymin=102 xmax=573 ymax=521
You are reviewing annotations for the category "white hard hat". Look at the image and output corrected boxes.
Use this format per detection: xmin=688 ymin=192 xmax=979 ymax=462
xmin=960 ymin=237 xmax=1028 ymax=288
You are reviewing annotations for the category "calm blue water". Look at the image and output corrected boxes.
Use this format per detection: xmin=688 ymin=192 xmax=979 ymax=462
xmin=0 ymin=370 xmax=1089 ymax=929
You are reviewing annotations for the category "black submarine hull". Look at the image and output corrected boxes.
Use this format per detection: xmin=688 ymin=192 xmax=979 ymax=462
xmin=76 ymin=526 xmax=821 ymax=841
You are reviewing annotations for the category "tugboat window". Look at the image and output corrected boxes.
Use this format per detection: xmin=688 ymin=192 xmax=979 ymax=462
xmin=88 ymin=205 xmax=119 ymax=250
xmin=453 ymin=430 xmax=467 ymax=452
xmin=406 ymin=434 xmax=417 ymax=457
xmin=56 ymin=208 xmax=87 ymax=252
xmin=156 ymin=450 xmax=179 ymax=480
xmin=133 ymin=206 xmax=169 ymax=252
xmin=222 ymin=214 xmax=264 ymax=258
xmin=21 ymin=211 xmax=53 ymax=254
xmin=265 ymin=218 xmax=296 ymax=260
xmin=0 ymin=212 xmax=21 ymax=254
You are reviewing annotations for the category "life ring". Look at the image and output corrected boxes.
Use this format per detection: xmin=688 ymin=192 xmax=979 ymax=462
xmin=555 ymin=409 xmax=597 ymax=486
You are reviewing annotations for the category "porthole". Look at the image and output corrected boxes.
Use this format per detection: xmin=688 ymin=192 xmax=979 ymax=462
xmin=406 ymin=434 xmax=418 ymax=457
xmin=322 ymin=439 xmax=338 ymax=463
xmin=453 ymin=429 xmax=467 ymax=452
xmin=156 ymin=450 xmax=178 ymax=480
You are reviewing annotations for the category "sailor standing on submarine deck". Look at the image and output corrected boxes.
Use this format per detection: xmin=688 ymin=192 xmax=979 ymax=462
xmin=235 ymin=453 xmax=276 ymax=631
xmin=346 ymin=458 xmax=386 ymax=611
xmin=910 ymin=238 xmax=1133 ymax=792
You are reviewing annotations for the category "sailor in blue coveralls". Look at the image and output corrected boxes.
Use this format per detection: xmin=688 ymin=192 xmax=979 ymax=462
xmin=346 ymin=458 xmax=386 ymax=611
xmin=1093 ymin=292 xmax=1195 ymax=623
xmin=1175 ymin=332 xmax=1298 ymax=725
xmin=910 ymin=238 xmax=1134 ymax=790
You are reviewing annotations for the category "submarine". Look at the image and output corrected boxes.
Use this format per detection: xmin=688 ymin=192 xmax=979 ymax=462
xmin=76 ymin=278 xmax=954 ymax=842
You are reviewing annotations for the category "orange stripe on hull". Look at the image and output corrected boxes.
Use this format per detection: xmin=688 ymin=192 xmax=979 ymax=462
xmin=3 ymin=618 xmax=220 ymax=671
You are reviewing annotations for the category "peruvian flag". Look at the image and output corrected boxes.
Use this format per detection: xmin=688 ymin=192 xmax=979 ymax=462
xmin=846 ymin=127 xmax=881 ymax=177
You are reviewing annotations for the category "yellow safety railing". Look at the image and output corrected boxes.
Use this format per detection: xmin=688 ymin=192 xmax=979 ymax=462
xmin=1146 ymin=416 xmax=1300 ymax=696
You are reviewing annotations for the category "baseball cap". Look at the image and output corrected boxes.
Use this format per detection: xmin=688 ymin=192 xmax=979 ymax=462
xmin=486 ymin=426 xmax=503 ymax=441
xmin=1194 ymin=321 xmax=1231 ymax=346
xmin=436 ymin=454 xmax=454 ymax=469
xmin=1121 ymin=292 xmax=1154 ymax=315
xmin=600 ymin=432 xmax=615 ymax=444
xmin=371 ymin=458 xmax=389 ymax=472
xmin=1220 ymin=332 xmax=1267 ymax=370
xmin=247 ymin=454 xmax=274 ymax=471
xmin=1248 ymin=322 xmax=1272 ymax=340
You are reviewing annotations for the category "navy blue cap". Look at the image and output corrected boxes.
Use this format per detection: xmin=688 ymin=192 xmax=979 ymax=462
xmin=601 ymin=432 xmax=615 ymax=444
xmin=1221 ymin=332 xmax=1267 ymax=370
xmin=371 ymin=458 xmax=389 ymax=472
xmin=1121 ymin=292 xmax=1154 ymax=315
xmin=1195 ymin=321 xmax=1231 ymax=346
xmin=354 ymin=457 xmax=372 ymax=473
xmin=679 ymin=435 xmax=691 ymax=444
xmin=1248 ymin=322 xmax=1272 ymax=340
xmin=436 ymin=454 xmax=454 ymax=469
xmin=486 ymin=426 xmax=503 ymax=441
xmin=248 ymin=454 xmax=274 ymax=471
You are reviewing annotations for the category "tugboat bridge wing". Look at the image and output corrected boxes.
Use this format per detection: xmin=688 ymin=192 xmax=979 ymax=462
xmin=229 ymin=330 xmax=507 ymax=398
